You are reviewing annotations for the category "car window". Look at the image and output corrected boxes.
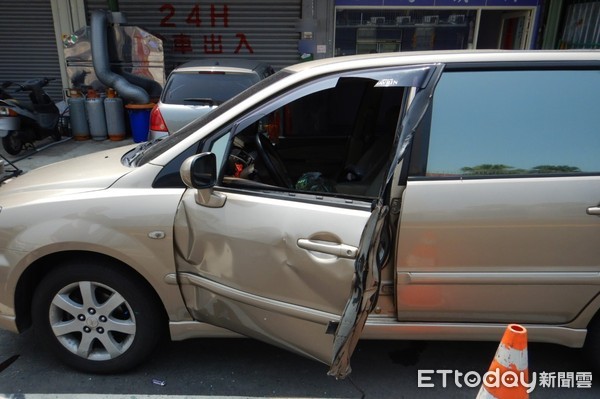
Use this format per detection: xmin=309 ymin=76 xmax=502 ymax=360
xmin=414 ymin=69 xmax=600 ymax=178
xmin=163 ymin=72 xmax=261 ymax=105
xmin=210 ymin=67 xmax=432 ymax=199
xmin=211 ymin=131 xmax=232 ymax=172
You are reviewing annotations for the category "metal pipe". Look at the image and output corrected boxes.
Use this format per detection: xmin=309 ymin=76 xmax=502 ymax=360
xmin=90 ymin=10 xmax=149 ymax=104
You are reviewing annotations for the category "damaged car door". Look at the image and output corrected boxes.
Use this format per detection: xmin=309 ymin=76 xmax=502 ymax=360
xmin=172 ymin=64 xmax=439 ymax=378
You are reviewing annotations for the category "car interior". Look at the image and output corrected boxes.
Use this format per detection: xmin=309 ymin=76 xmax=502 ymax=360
xmin=221 ymin=76 xmax=407 ymax=199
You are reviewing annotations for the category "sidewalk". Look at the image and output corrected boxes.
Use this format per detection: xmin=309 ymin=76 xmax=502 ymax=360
xmin=1 ymin=136 xmax=135 ymax=174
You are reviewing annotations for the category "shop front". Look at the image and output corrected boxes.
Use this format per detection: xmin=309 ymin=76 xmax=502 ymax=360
xmin=333 ymin=0 xmax=541 ymax=56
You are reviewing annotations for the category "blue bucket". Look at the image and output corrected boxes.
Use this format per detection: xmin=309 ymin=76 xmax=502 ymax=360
xmin=126 ymin=104 xmax=154 ymax=143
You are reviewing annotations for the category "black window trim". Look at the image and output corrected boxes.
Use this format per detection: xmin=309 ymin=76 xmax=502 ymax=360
xmin=443 ymin=60 xmax=600 ymax=72
xmin=216 ymin=185 xmax=374 ymax=211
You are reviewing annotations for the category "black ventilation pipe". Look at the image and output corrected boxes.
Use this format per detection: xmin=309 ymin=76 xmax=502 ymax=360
xmin=90 ymin=10 xmax=149 ymax=104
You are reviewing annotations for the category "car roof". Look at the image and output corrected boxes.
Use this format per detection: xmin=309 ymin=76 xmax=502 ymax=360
xmin=283 ymin=50 xmax=600 ymax=75
xmin=172 ymin=58 xmax=271 ymax=73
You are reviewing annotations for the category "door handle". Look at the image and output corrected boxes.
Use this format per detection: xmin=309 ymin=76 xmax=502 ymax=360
xmin=297 ymin=239 xmax=358 ymax=259
xmin=587 ymin=206 xmax=600 ymax=216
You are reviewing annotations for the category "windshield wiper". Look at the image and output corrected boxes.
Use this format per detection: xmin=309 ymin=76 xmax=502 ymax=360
xmin=183 ymin=98 xmax=222 ymax=106
xmin=124 ymin=137 xmax=164 ymax=166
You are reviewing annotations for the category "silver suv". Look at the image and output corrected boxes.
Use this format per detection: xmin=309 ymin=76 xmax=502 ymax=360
xmin=1 ymin=50 xmax=599 ymax=377
xmin=149 ymin=58 xmax=274 ymax=140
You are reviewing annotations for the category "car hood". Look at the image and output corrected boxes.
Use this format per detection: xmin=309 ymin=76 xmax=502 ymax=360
xmin=0 ymin=145 xmax=135 ymax=196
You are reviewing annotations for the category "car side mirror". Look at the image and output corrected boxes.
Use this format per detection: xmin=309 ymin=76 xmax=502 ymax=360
xmin=180 ymin=153 xmax=226 ymax=208
xmin=181 ymin=152 xmax=217 ymax=189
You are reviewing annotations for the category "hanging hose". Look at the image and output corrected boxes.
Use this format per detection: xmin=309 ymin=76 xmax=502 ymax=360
xmin=90 ymin=10 xmax=150 ymax=104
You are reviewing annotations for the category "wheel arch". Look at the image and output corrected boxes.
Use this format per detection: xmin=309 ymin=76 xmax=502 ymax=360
xmin=14 ymin=250 xmax=169 ymax=334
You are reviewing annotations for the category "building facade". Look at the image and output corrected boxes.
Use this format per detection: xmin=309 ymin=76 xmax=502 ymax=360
xmin=0 ymin=0 xmax=598 ymax=102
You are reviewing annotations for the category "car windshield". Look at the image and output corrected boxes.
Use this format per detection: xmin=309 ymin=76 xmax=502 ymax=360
xmin=133 ymin=69 xmax=293 ymax=166
xmin=163 ymin=72 xmax=261 ymax=105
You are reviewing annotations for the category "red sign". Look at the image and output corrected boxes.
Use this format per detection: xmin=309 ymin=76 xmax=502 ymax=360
xmin=159 ymin=3 xmax=254 ymax=55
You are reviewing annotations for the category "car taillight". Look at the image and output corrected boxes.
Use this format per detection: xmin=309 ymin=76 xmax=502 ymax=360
xmin=0 ymin=107 xmax=17 ymax=117
xmin=149 ymin=105 xmax=168 ymax=133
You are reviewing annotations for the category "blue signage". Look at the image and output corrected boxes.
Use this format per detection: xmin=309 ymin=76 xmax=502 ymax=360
xmin=335 ymin=0 xmax=540 ymax=6
xmin=434 ymin=0 xmax=486 ymax=5
xmin=485 ymin=0 xmax=539 ymax=5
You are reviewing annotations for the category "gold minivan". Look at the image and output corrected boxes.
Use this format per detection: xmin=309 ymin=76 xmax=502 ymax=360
xmin=1 ymin=50 xmax=599 ymax=376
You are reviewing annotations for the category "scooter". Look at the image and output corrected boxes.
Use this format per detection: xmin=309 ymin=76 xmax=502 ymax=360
xmin=0 ymin=78 xmax=63 ymax=155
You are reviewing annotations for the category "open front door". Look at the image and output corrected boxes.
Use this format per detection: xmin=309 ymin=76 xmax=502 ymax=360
xmin=173 ymin=184 xmax=377 ymax=373
xmin=174 ymin=183 xmax=389 ymax=378
xmin=173 ymin=63 xmax=441 ymax=378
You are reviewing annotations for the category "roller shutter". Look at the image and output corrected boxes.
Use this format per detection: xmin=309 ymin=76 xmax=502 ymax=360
xmin=0 ymin=1 xmax=63 ymax=101
xmin=85 ymin=0 xmax=302 ymax=72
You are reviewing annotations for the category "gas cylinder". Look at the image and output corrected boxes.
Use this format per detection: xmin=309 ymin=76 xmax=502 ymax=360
xmin=104 ymin=88 xmax=126 ymax=141
xmin=85 ymin=89 xmax=108 ymax=140
xmin=68 ymin=89 xmax=89 ymax=140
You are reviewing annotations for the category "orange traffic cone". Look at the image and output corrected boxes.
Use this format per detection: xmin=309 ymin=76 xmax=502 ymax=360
xmin=476 ymin=324 xmax=529 ymax=399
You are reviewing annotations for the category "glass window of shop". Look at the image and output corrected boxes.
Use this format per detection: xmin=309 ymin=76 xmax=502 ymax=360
xmin=335 ymin=9 xmax=477 ymax=56
xmin=559 ymin=0 xmax=600 ymax=49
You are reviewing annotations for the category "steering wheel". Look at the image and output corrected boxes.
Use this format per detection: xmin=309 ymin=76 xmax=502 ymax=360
xmin=255 ymin=133 xmax=294 ymax=188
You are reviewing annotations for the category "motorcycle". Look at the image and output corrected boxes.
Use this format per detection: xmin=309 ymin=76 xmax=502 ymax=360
xmin=0 ymin=78 xmax=63 ymax=155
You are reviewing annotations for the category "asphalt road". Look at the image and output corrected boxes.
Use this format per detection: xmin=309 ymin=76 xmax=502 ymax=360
xmin=1 ymin=327 xmax=599 ymax=398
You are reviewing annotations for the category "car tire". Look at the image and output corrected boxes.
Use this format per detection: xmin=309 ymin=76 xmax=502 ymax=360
xmin=32 ymin=260 xmax=165 ymax=374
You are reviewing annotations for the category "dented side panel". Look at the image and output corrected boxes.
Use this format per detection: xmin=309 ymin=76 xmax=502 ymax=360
xmin=173 ymin=189 xmax=371 ymax=363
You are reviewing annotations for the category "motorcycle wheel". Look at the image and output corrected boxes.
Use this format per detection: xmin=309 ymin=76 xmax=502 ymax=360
xmin=2 ymin=132 xmax=22 ymax=155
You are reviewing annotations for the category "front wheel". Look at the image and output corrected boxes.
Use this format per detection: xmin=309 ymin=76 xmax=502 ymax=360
xmin=32 ymin=260 xmax=166 ymax=374
xmin=2 ymin=131 xmax=22 ymax=155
